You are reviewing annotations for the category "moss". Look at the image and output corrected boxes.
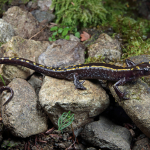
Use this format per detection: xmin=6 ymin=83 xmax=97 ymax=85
xmin=85 ymin=56 xmax=105 ymax=64
xmin=51 ymin=0 xmax=150 ymax=60
xmin=102 ymin=1 xmax=150 ymax=59
xmin=52 ymin=0 xmax=108 ymax=27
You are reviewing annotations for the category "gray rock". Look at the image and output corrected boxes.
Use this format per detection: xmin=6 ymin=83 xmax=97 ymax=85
xmin=0 ymin=36 xmax=49 ymax=83
xmin=28 ymin=74 xmax=43 ymax=96
xmin=109 ymin=79 xmax=150 ymax=138
xmin=27 ymin=0 xmax=38 ymax=10
xmin=88 ymin=33 xmax=121 ymax=63
xmin=69 ymin=34 xmax=80 ymax=42
xmin=3 ymin=6 xmax=50 ymax=41
xmin=0 ymin=19 xmax=15 ymax=43
xmin=86 ymin=148 xmax=97 ymax=150
xmin=39 ymin=76 xmax=109 ymax=132
xmin=1 ymin=78 xmax=48 ymax=138
xmin=128 ymin=55 xmax=150 ymax=64
xmin=81 ymin=116 xmax=132 ymax=150
xmin=38 ymin=0 xmax=53 ymax=11
xmin=31 ymin=10 xmax=55 ymax=23
xmin=132 ymin=136 xmax=150 ymax=150
xmin=38 ymin=39 xmax=85 ymax=68
xmin=128 ymin=55 xmax=150 ymax=87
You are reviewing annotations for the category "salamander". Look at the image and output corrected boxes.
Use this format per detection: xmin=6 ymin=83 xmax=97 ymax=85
xmin=0 ymin=57 xmax=150 ymax=105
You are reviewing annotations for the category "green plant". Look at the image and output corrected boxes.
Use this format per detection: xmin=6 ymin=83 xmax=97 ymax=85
xmin=49 ymin=26 xmax=80 ymax=41
xmin=100 ymin=0 xmax=150 ymax=58
xmin=0 ymin=42 xmax=3 ymax=47
xmin=85 ymin=55 xmax=105 ymax=64
xmin=58 ymin=111 xmax=74 ymax=133
xmin=51 ymin=0 xmax=108 ymax=27
xmin=122 ymin=37 xmax=150 ymax=58
xmin=0 ymin=0 xmax=30 ymax=13
xmin=1 ymin=140 xmax=18 ymax=148
xmin=0 ymin=74 xmax=6 ymax=86
xmin=0 ymin=0 xmax=9 ymax=13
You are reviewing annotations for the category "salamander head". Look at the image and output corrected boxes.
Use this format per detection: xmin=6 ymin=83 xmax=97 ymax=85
xmin=135 ymin=63 xmax=150 ymax=76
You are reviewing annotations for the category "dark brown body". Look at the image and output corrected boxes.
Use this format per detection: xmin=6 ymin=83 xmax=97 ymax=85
xmin=0 ymin=57 xmax=150 ymax=104
xmin=0 ymin=57 xmax=141 ymax=81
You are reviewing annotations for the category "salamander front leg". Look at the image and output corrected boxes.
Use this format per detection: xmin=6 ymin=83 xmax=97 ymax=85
xmin=113 ymin=77 xmax=129 ymax=100
xmin=0 ymin=86 xmax=14 ymax=106
xmin=73 ymin=73 xmax=86 ymax=90
xmin=125 ymin=59 xmax=136 ymax=67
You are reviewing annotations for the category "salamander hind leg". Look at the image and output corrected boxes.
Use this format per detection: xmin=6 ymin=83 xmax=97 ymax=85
xmin=113 ymin=77 xmax=129 ymax=100
xmin=73 ymin=73 xmax=86 ymax=90
xmin=66 ymin=73 xmax=86 ymax=90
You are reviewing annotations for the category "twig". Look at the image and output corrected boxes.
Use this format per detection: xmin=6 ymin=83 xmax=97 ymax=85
xmin=45 ymin=127 xmax=55 ymax=134
xmin=29 ymin=23 xmax=57 ymax=40
xmin=65 ymin=140 xmax=76 ymax=150
xmin=29 ymin=26 xmax=47 ymax=40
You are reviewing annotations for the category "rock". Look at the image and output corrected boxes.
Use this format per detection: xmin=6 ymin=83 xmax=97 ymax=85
xmin=0 ymin=36 xmax=49 ymax=83
xmin=28 ymin=74 xmax=43 ymax=95
xmin=69 ymin=34 xmax=80 ymax=42
xmin=128 ymin=55 xmax=150 ymax=86
xmin=38 ymin=39 xmax=85 ymax=68
xmin=2 ymin=6 xmax=50 ymax=41
xmin=1 ymin=78 xmax=48 ymax=138
xmin=74 ymin=144 xmax=85 ymax=150
xmin=38 ymin=0 xmax=53 ymax=11
xmin=128 ymin=55 xmax=150 ymax=64
xmin=31 ymin=10 xmax=55 ymax=23
xmin=58 ymin=143 xmax=66 ymax=149
xmin=74 ymin=127 xmax=83 ymax=137
xmin=109 ymin=79 xmax=150 ymax=138
xmin=0 ymin=19 xmax=15 ymax=43
xmin=132 ymin=136 xmax=150 ymax=150
xmin=81 ymin=116 xmax=132 ymax=150
xmin=27 ymin=0 xmax=38 ymax=11
xmin=0 ymin=122 xmax=3 ymax=142
xmin=88 ymin=33 xmax=121 ymax=63
xmin=82 ymin=28 xmax=102 ymax=47
xmin=62 ymin=133 xmax=69 ymax=141
xmin=39 ymin=76 xmax=109 ymax=132
xmin=86 ymin=148 xmax=97 ymax=150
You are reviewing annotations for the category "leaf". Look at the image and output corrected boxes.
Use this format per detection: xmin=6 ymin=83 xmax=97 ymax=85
xmin=64 ymin=35 xmax=70 ymax=40
xmin=58 ymin=28 xmax=63 ymax=33
xmin=80 ymin=31 xmax=91 ymax=41
xmin=50 ymin=26 xmax=58 ymax=31
xmin=52 ymin=31 xmax=58 ymax=36
xmin=75 ymin=32 xmax=80 ymax=38
xmin=48 ymin=37 xmax=52 ymax=41
xmin=62 ymin=28 xmax=69 ymax=36
xmin=74 ymin=28 xmax=77 ymax=32
xmin=52 ymin=35 xmax=55 ymax=38
xmin=58 ymin=111 xmax=74 ymax=133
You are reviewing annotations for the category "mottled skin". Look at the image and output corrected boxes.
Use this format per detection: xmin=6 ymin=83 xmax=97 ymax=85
xmin=0 ymin=57 xmax=150 ymax=105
